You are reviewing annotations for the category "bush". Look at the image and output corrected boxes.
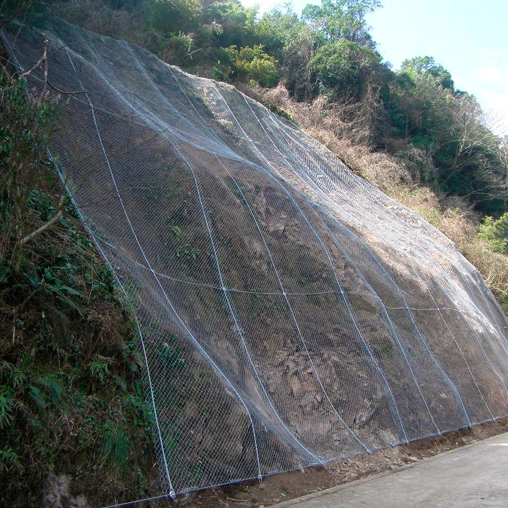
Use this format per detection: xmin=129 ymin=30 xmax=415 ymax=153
xmin=227 ymin=45 xmax=280 ymax=87
xmin=0 ymin=46 xmax=154 ymax=507
xmin=478 ymin=213 xmax=508 ymax=254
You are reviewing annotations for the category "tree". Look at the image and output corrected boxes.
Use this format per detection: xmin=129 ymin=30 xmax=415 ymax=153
xmin=254 ymin=5 xmax=304 ymax=58
xmin=204 ymin=0 xmax=257 ymax=48
xmin=436 ymin=98 xmax=507 ymax=214
xmin=309 ymin=38 xmax=385 ymax=100
xmin=144 ymin=0 xmax=202 ymax=35
xmin=400 ymin=56 xmax=454 ymax=90
xmin=302 ymin=0 xmax=381 ymax=47
xmin=226 ymin=45 xmax=280 ymax=87
xmin=479 ymin=213 xmax=508 ymax=253
xmin=381 ymin=58 xmax=507 ymax=213
xmin=0 ymin=58 xmax=66 ymax=273
xmin=384 ymin=58 xmax=456 ymax=148
xmin=0 ymin=0 xmax=48 ymax=27
xmin=280 ymin=24 xmax=317 ymax=101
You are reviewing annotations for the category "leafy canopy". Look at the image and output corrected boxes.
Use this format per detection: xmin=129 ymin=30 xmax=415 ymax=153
xmin=302 ymin=0 xmax=381 ymax=46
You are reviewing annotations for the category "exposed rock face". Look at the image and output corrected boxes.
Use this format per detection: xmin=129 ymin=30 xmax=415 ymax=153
xmin=43 ymin=473 xmax=88 ymax=508
xmin=3 ymin=16 xmax=508 ymax=495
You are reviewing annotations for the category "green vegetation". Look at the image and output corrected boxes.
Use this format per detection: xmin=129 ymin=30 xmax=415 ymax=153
xmin=479 ymin=213 xmax=508 ymax=254
xmin=20 ymin=0 xmax=503 ymax=217
xmin=0 ymin=46 xmax=155 ymax=506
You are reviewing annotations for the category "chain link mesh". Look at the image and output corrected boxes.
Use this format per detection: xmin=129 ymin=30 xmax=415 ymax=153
xmin=3 ymin=17 xmax=508 ymax=497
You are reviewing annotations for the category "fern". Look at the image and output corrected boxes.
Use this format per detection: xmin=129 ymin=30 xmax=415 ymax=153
xmin=0 ymin=386 xmax=14 ymax=430
xmin=0 ymin=448 xmax=21 ymax=473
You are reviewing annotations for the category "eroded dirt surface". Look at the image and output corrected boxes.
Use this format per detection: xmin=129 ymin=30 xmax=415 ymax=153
xmin=166 ymin=417 xmax=508 ymax=508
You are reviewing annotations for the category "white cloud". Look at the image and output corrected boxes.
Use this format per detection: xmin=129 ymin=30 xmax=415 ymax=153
xmin=477 ymin=89 xmax=508 ymax=137
xmin=476 ymin=65 xmax=502 ymax=84
xmin=465 ymin=59 xmax=508 ymax=135
xmin=474 ymin=48 xmax=507 ymax=60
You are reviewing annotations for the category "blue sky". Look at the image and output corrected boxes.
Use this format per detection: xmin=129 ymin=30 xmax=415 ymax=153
xmin=241 ymin=0 xmax=508 ymax=136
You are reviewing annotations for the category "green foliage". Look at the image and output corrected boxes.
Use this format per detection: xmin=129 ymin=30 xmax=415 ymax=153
xmin=254 ymin=6 xmax=303 ymax=57
xmin=0 ymin=386 xmax=15 ymax=430
xmin=100 ymin=423 xmax=132 ymax=471
xmin=169 ymin=224 xmax=201 ymax=260
xmin=151 ymin=31 xmax=197 ymax=66
xmin=302 ymin=0 xmax=381 ymax=46
xmin=0 ymin=71 xmax=60 ymax=272
xmin=0 ymin=56 xmax=154 ymax=506
xmin=278 ymin=24 xmax=317 ymax=101
xmin=309 ymin=38 xmax=384 ymax=99
xmin=0 ymin=447 xmax=21 ymax=473
xmin=40 ymin=0 xmax=508 ymax=214
xmin=157 ymin=338 xmax=185 ymax=373
xmin=144 ymin=0 xmax=202 ymax=35
xmin=384 ymin=63 xmax=455 ymax=144
xmin=479 ymin=213 xmax=508 ymax=254
xmin=88 ymin=355 xmax=114 ymax=383
xmin=227 ymin=45 xmax=280 ymax=87
xmin=400 ymin=56 xmax=454 ymax=90
xmin=176 ymin=243 xmax=201 ymax=260
xmin=0 ymin=0 xmax=47 ymax=26
xmin=379 ymin=56 xmax=507 ymax=214
xmin=205 ymin=0 xmax=257 ymax=48
xmin=170 ymin=225 xmax=185 ymax=241
xmin=266 ymin=103 xmax=295 ymax=122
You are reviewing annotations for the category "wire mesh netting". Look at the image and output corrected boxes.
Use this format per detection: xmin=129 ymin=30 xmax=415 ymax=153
xmin=3 ymin=16 xmax=508 ymax=498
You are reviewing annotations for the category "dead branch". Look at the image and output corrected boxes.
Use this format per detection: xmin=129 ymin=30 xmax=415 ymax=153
xmin=17 ymin=193 xmax=65 ymax=246
xmin=19 ymin=36 xmax=84 ymax=95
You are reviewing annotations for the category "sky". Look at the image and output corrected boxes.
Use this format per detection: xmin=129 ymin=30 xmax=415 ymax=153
xmin=240 ymin=0 xmax=508 ymax=137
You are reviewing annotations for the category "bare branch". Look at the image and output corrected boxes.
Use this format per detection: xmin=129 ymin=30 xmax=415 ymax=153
xmin=17 ymin=193 xmax=65 ymax=246
xmin=46 ymin=80 xmax=85 ymax=95
xmin=19 ymin=36 xmax=84 ymax=95
xmin=19 ymin=38 xmax=48 ymax=79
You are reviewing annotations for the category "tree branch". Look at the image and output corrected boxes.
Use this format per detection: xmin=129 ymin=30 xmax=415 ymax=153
xmin=19 ymin=38 xmax=49 ymax=79
xmin=19 ymin=37 xmax=84 ymax=95
xmin=17 ymin=193 xmax=65 ymax=246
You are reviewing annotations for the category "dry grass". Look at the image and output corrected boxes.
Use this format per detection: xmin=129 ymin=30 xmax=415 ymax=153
xmin=254 ymin=83 xmax=508 ymax=312
xmin=259 ymin=84 xmax=412 ymax=192
xmin=437 ymin=209 xmax=508 ymax=306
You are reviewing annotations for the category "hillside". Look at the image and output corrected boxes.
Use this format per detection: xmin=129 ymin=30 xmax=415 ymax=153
xmin=0 ymin=35 xmax=156 ymax=506
xmin=2 ymin=15 xmax=508 ymax=506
